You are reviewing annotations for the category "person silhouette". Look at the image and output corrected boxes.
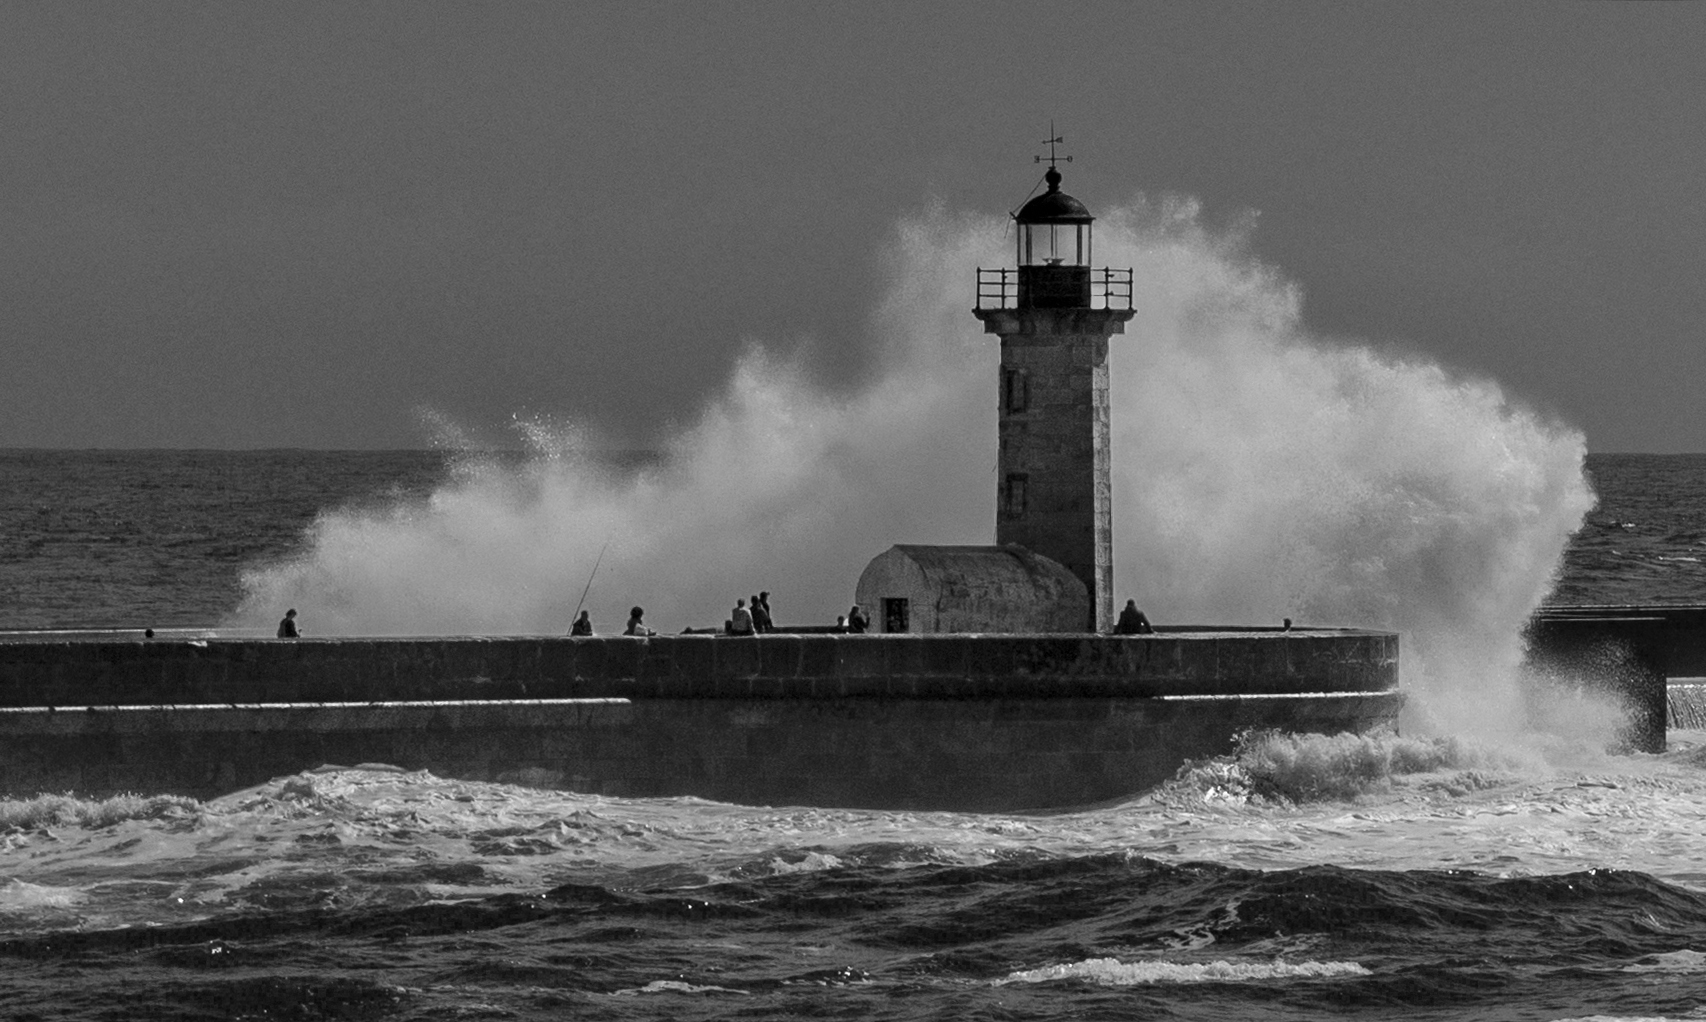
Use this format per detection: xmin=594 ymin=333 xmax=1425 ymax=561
xmin=623 ymin=606 xmax=654 ymax=637
xmin=730 ymin=598 xmax=754 ymax=636
xmin=750 ymin=593 xmax=773 ymax=634
xmin=570 ymin=610 xmax=593 ymax=636
xmin=1113 ymin=600 xmax=1152 ymax=635
xmin=276 ymin=608 xmax=300 ymax=638
xmin=847 ymin=604 xmax=869 ymax=633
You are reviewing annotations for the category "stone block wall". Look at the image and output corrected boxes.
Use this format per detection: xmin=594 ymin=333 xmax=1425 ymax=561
xmin=0 ymin=630 xmax=1401 ymax=809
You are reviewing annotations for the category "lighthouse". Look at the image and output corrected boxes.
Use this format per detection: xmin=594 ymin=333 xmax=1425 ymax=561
xmin=974 ymin=146 xmax=1134 ymax=632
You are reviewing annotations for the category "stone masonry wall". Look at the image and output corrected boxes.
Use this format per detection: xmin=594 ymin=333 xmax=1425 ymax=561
xmin=0 ymin=631 xmax=1401 ymax=809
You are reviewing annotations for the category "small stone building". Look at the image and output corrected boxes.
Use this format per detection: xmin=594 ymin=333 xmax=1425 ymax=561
xmin=853 ymin=544 xmax=1089 ymax=634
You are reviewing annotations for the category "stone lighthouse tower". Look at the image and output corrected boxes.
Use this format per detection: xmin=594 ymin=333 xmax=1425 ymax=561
xmin=974 ymin=149 xmax=1134 ymax=632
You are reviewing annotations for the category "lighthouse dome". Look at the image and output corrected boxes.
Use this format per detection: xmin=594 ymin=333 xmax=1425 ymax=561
xmin=1015 ymin=167 xmax=1093 ymax=223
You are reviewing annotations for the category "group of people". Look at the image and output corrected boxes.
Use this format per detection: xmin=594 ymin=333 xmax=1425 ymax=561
xmin=563 ymin=592 xmax=780 ymax=638
xmin=568 ymin=599 xmax=1145 ymax=637
xmin=569 ymin=606 xmax=654 ymax=636
xmin=285 ymin=598 xmax=1155 ymax=641
xmin=726 ymin=592 xmax=774 ymax=635
xmin=564 ymin=592 xmax=878 ymax=637
xmin=285 ymin=598 xmax=1154 ymax=641
xmin=572 ymin=606 xmax=655 ymax=636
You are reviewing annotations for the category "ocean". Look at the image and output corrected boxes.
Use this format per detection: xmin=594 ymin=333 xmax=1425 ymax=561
xmin=2 ymin=449 xmax=1706 ymax=1021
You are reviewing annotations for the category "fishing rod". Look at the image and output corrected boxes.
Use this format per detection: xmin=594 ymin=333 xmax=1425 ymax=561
xmin=572 ymin=540 xmax=610 ymax=620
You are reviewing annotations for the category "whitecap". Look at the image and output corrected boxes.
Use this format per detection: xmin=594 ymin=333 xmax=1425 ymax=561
xmin=999 ymin=956 xmax=1370 ymax=986
xmin=759 ymin=851 xmax=845 ymax=875
xmin=0 ymin=879 xmax=85 ymax=911
xmin=1620 ymin=948 xmax=1706 ymax=974
xmin=611 ymin=980 xmax=749 ymax=996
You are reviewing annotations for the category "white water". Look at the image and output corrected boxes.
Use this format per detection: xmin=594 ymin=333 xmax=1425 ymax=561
xmin=8 ymin=729 xmax=1706 ymax=937
xmin=232 ymin=193 xmax=1596 ymax=742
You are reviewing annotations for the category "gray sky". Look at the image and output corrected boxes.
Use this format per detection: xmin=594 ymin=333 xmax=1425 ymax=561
xmin=3 ymin=2 xmax=1700 ymax=452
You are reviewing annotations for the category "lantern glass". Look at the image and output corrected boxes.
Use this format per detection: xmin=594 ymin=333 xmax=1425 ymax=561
xmin=1020 ymin=222 xmax=1087 ymax=266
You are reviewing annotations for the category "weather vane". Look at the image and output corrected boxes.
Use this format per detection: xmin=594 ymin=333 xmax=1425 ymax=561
xmin=1035 ymin=121 xmax=1072 ymax=169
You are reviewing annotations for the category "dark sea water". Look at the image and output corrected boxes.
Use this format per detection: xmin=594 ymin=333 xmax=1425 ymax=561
xmin=0 ymin=450 xmax=448 ymax=631
xmin=3 ymin=449 xmax=1706 ymax=1021
xmin=1550 ymin=454 xmax=1706 ymax=607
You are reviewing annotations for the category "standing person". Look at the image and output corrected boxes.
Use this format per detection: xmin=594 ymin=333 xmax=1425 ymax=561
xmin=623 ymin=606 xmax=654 ymax=637
xmin=569 ymin=610 xmax=593 ymax=636
xmin=1114 ymin=599 xmax=1153 ymax=635
xmin=756 ymin=591 xmax=774 ymax=633
xmin=730 ymin=597 xmax=754 ymax=635
xmin=750 ymin=593 xmax=772 ymax=634
xmin=276 ymin=608 xmax=300 ymax=638
xmin=847 ymin=604 xmax=869 ymax=634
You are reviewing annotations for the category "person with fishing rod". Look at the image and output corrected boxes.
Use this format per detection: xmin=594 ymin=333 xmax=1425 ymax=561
xmin=568 ymin=541 xmax=609 ymax=636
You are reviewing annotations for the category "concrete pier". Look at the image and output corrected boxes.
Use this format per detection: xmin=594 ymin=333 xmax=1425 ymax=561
xmin=1524 ymin=605 xmax=1706 ymax=751
xmin=0 ymin=629 xmax=1401 ymax=810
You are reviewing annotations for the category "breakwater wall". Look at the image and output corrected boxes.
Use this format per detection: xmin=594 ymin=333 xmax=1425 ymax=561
xmin=0 ymin=630 xmax=1401 ymax=811
xmin=1523 ymin=605 xmax=1706 ymax=750
xmin=1530 ymin=605 xmax=1706 ymax=679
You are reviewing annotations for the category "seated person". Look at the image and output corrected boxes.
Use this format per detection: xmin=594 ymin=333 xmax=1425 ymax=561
xmin=729 ymin=598 xmax=755 ymax=635
xmin=1114 ymin=599 xmax=1153 ymax=635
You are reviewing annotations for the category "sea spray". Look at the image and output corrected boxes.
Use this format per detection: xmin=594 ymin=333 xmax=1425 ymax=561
xmin=1092 ymin=197 xmax=1595 ymax=738
xmin=231 ymin=212 xmax=1000 ymax=636
xmin=232 ymin=196 xmax=1595 ymax=739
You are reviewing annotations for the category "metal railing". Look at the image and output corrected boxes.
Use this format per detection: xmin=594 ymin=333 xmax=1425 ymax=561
xmin=975 ymin=267 xmax=1134 ymax=311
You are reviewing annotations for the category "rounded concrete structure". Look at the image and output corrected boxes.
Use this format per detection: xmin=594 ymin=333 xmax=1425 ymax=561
xmin=854 ymin=544 xmax=1087 ymax=634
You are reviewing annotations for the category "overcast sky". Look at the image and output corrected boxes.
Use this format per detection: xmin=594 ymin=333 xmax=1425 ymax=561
xmin=2 ymin=2 xmax=1700 ymax=452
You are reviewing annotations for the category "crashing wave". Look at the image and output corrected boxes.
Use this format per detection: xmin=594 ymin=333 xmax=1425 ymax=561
xmin=0 ymin=792 xmax=199 ymax=830
xmin=1153 ymin=729 xmax=1522 ymax=805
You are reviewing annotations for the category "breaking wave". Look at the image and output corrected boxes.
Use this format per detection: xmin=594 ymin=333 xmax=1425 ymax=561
xmin=232 ymin=195 xmax=1595 ymax=741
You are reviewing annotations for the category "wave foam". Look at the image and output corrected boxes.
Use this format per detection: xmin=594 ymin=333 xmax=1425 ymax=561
xmin=0 ymin=879 xmax=85 ymax=912
xmin=612 ymin=980 xmax=749 ymax=997
xmin=0 ymin=792 xmax=199 ymax=830
xmin=1621 ymin=949 xmax=1706 ymax=974
xmin=1158 ymin=730 xmax=1522 ymax=805
xmin=1000 ymin=956 xmax=1370 ymax=986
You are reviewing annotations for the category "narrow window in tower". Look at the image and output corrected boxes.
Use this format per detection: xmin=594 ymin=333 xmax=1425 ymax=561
xmin=1003 ymin=368 xmax=1029 ymax=413
xmin=1004 ymin=474 xmax=1028 ymax=518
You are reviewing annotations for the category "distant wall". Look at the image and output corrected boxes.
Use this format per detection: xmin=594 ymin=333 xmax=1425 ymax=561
xmin=0 ymin=630 xmax=1401 ymax=810
xmin=1524 ymin=612 xmax=1672 ymax=752
xmin=1531 ymin=606 xmax=1706 ymax=679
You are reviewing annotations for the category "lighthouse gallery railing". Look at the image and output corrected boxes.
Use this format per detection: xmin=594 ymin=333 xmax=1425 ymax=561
xmin=975 ymin=267 xmax=1134 ymax=311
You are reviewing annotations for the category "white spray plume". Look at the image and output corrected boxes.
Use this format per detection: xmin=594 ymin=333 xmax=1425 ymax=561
xmin=233 ymin=197 xmax=1595 ymax=740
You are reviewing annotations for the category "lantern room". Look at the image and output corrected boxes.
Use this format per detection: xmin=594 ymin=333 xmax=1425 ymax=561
xmin=1014 ymin=165 xmax=1095 ymax=308
xmin=1016 ymin=166 xmax=1093 ymax=266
